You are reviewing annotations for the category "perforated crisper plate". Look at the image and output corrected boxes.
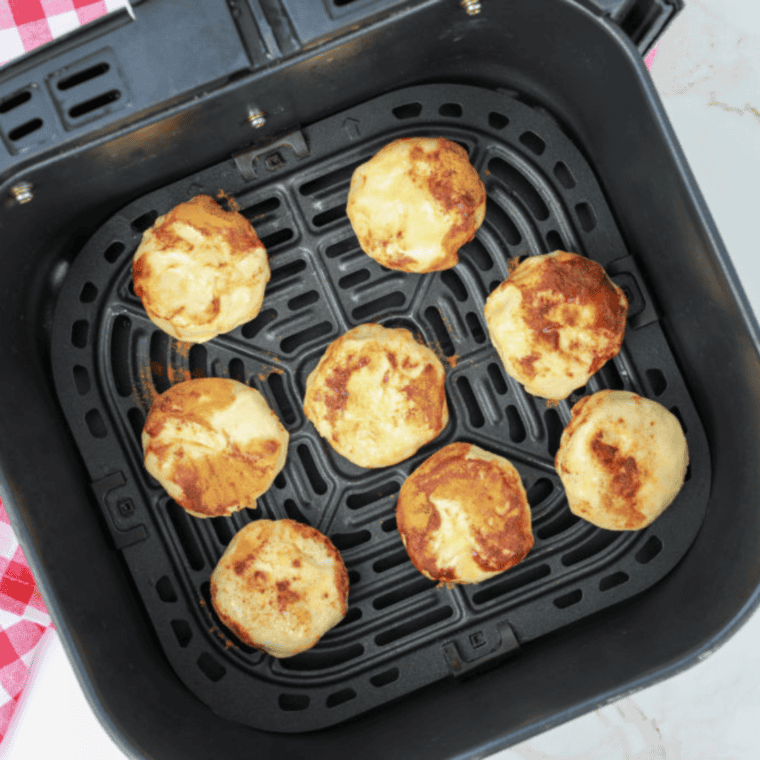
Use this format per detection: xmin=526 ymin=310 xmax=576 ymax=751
xmin=50 ymin=84 xmax=710 ymax=732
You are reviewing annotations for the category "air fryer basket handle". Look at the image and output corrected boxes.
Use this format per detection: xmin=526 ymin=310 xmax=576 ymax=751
xmin=0 ymin=0 xmax=681 ymax=183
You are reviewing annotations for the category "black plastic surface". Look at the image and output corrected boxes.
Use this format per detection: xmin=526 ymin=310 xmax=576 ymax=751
xmin=50 ymin=83 xmax=709 ymax=733
xmin=4 ymin=0 xmax=759 ymax=757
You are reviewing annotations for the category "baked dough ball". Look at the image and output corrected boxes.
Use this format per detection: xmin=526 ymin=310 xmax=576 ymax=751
xmin=133 ymin=194 xmax=270 ymax=343
xmin=555 ymin=390 xmax=689 ymax=531
xmin=142 ymin=378 xmax=288 ymax=518
xmin=484 ymin=251 xmax=628 ymax=401
xmin=396 ymin=443 xmax=534 ymax=584
xmin=210 ymin=519 xmax=349 ymax=658
xmin=303 ymin=323 xmax=449 ymax=468
xmin=346 ymin=137 xmax=486 ymax=273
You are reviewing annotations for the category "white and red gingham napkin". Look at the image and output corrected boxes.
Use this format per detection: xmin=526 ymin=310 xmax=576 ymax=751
xmin=0 ymin=497 xmax=51 ymax=746
xmin=0 ymin=0 xmax=131 ymax=67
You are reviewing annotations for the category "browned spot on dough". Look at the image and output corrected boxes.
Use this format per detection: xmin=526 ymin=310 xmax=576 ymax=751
xmin=132 ymin=254 xmax=152 ymax=301
xmin=401 ymin=362 xmax=447 ymax=431
xmin=589 ymin=431 xmax=644 ymax=528
xmin=518 ymin=352 xmax=541 ymax=379
xmin=169 ymin=436 xmax=279 ymax=517
xmin=275 ymin=580 xmax=301 ymax=613
xmin=156 ymin=195 xmax=263 ymax=256
xmin=518 ymin=253 xmax=627 ymax=359
xmin=385 ymin=252 xmax=417 ymax=269
xmin=321 ymin=354 xmax=371 ymax=425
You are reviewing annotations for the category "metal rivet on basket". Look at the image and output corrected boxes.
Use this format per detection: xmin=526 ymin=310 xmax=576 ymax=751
xmin=9 ymin=182 xmax=33 ymax=205
xmin=247 ymin=110 xmax=267 ymax=129
xmin=460 ymin=0 xmax=482 ymax=15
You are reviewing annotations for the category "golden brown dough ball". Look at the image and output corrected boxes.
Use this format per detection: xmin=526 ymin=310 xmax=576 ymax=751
xmin=483 ymin=251 xmax=628 ymax=401
xmin=555 ymin=390 xmax=689 ymax=531
xmin=346 ymin=137 xmax=486 ymax=273
xmin=142 ymin=378 xmax=288 ymax=518
xmin=210 ymin=519 xmax=349 ymax=658
xmin=133 ymin=194 xmax=270 ymax=343
xmin=396 ymin=442 xmax=534 ymax=584
xmin=303 ymin=323 xmax=449 ymax=468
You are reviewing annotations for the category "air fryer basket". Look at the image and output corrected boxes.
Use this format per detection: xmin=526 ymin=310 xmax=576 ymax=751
xmin=50 ymin=82 xmax=709 ymax=733
xmin=2 ymin=0 xmax=759 ymax=758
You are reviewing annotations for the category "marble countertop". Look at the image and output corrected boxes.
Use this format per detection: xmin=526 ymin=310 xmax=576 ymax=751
xmin=4 ymin=0 xmax=760 ymax=756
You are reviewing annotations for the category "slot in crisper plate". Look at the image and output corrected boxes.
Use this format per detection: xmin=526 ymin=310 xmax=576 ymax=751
xmin=50 ymin=84 xmax=710 ymax=733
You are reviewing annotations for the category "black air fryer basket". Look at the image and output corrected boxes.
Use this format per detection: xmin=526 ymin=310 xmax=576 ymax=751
xmin=2 ymin=1 xmax=759 ymax=758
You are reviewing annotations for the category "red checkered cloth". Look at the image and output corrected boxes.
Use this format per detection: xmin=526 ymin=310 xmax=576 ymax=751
xmin=0 ymin=0 xmax=131 ymax=67
xmin=0 ymin=496 xmax=52 ymax=747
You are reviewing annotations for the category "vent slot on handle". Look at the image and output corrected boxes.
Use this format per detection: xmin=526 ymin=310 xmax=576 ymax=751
xmin=57 ymin=63 xmax=111 ymax=91
xmin=47 ymin=48 xmax=129 ymax=128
